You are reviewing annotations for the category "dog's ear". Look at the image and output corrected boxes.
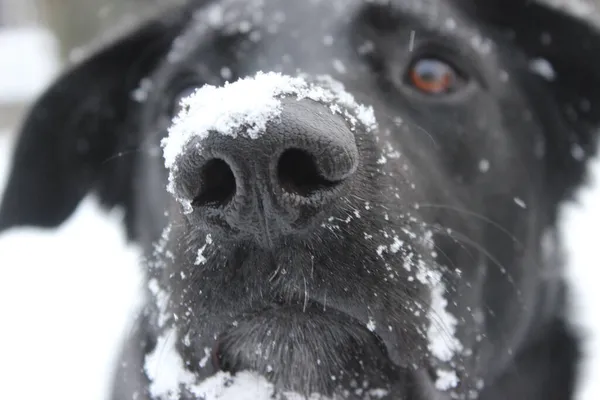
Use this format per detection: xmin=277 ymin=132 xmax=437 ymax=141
xmin=468 ymin=0 xmax=600 ymax=202
xmin=0 ymin=9 xmax=188 ymax=237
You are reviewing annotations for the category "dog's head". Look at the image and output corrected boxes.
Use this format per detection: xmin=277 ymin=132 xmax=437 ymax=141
xmin=1 ymin=0 xmax=599 ymax=399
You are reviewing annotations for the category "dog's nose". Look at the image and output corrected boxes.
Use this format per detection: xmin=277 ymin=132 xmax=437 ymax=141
xmin=176 ymin=97 xmax=359 ymax=242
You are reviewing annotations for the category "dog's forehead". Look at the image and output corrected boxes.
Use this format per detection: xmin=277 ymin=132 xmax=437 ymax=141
xmin=168 ymin=0 xmax=491 ymax=71
xmin=188 ymin=0 xmax=469 ymax=34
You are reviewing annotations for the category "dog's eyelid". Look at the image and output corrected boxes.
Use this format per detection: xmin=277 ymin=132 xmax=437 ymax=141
xmin=408 ymin=37 xmax=491 ymax=90
xmin=355 ymin=11 xmax=485 ymax=88
xmin=358 ymin=1 xmax=402 ymax=33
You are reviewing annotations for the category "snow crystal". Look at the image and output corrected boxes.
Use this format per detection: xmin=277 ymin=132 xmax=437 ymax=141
xmin=572 ymin=144 xmax=586 ymax=161
xmin=149 ymin=278 xmax=171 ymax=327
xmin=405 ymin=229 xmax=463 ymax=385
xmin=145 ymin=328 xmax=197 ymax=399
xmin=198 ymin=3 xmax=223 ymax=26
xmin=220 ymin=67 xmax=233 ymax=80
xmin=366 ymin=388 xmax=389 ymax=399
xmin=408 ymin=30 xmax=416 ymax=52
xmin=529 ymin=58 xmax=556 ymax=81
xmin=513 ymin=197 xmax=527 ymax=209
xmin=444 ymin=18 xmax=457 ymax=31
xmin=195 ymin=234 xmax=213 ymax=265
xmin=376 ymin=235 xmax=405 ymax=258
xmin=367 ymin=317 xmax=377 ymax=332
xmin=478 ymin=159 xmax=490 ymax=173
xmin=425 ymin=269 xmax=463 ymax=391
xmin=332 ymin=59 xmax=347 ymax=74
xmin=189 ymin=371 xmax=277 ymax=399
xmin=469 ymin=35 xmax=492 ymax=55
xmin=389 ymin=236 xmax=403 ymax=253
xmin=434 ymin=369 xmax=459 ymax=391
xmin=132 ymin=77 xmax=153 ymax=103
xmin=357 ymin=40 xmax=375 ymax=55
xmin=323 ymin=35 xmax=334 ymax=46
xmin=419 ymin=264 xmax=462 ymax=361
xmin=199 ymin=347 xmax=212 ymax=368
xmin=238 ymin=20 xmax=253 ymax=33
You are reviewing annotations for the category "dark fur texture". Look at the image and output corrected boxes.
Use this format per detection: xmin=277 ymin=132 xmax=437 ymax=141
xmin=1 ymin=0 xmax=599 ymax=399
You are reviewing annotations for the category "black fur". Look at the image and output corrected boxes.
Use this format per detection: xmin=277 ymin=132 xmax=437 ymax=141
xmin=1 ymin=0 xmax=598 ymax=399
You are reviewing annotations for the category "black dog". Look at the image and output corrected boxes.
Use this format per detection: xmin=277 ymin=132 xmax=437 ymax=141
xmin=1 ymin=0 xmax=599 ymax=399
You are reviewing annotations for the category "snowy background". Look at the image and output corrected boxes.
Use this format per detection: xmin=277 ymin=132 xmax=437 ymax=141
xmin=0 ymin=2 xmax=598 ymax=400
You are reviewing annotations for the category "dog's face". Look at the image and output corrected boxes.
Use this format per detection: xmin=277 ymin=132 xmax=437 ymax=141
xmin=1 ymin=0 xmax=599 ymax=399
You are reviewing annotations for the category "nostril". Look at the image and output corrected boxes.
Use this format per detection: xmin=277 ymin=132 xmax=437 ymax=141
xmin=193 ymin=158 xmax=236 ymax=208
xmin=277 ymin=148 xmax=340 ymax=197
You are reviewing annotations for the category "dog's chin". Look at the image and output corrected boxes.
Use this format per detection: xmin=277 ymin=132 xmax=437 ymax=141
xmin=190 ymin=303 xmax=438 ymax=399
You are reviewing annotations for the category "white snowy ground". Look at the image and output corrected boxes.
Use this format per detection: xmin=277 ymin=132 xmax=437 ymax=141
xmin=0 ymin=26 xmax=145 ymax=400
xmin=0 ymin=131 xmax=144 ymax=399
xmin=0 ymin=25 xmax=598 ymax=400
xmin=563 ymin=155 xmax=600 ymax=400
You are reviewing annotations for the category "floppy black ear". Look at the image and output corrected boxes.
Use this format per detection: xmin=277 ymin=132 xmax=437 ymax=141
xmin=0 ymin=9 xmax=188 ymax=237
xmin=467 ymin=0 xmax=600 ymax=202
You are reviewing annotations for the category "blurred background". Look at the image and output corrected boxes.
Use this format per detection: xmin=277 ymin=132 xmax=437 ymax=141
xmin=0 ymin=0 xmax=154 ymax=130
xmin=0 ymin=1 xmax=598 ymax=400
xmin=0 ymin=1 xmax=151 ymax=399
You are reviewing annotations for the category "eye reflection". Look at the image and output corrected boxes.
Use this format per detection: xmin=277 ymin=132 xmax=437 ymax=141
xmin=408 ymin=58 xmax=459 ymax=95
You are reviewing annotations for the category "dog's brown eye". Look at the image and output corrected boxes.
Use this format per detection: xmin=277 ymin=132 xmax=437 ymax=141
xmin=408 ymin=58 xmax=458 ymax=95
